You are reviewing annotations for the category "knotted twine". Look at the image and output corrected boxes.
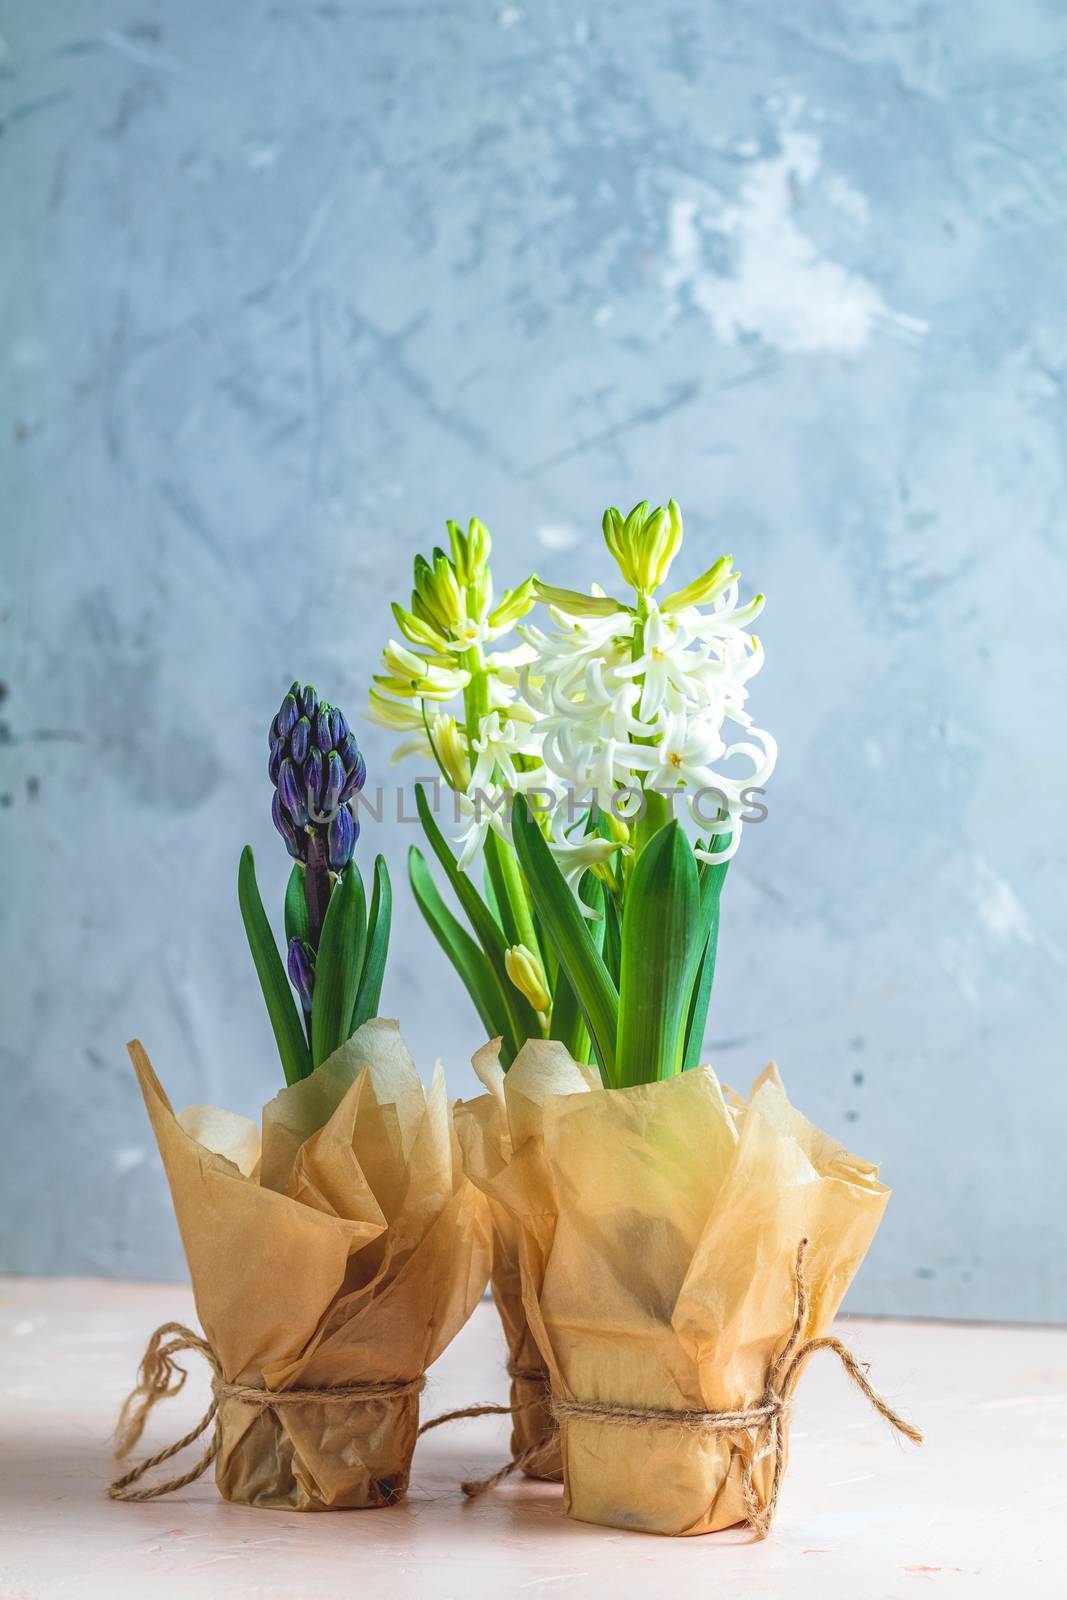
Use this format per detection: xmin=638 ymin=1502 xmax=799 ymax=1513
xmin=108 ymin=1322 xmax=425 ymax=1503
xmin=440 ymin=1239 xmax=923 ymax=1535
xmin=109 ymin=1242 xmax=921 ymax=1531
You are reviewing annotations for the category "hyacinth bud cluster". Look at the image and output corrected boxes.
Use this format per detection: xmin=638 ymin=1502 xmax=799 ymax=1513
xmin=368 ymin=519 xmax=537 ymax=732
xmin=268 ymin=682 xmax=366 ymax=873
xmin=602 ymin=499 xmax=684 ymax=593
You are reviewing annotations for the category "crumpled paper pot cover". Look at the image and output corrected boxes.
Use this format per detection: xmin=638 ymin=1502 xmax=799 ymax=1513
xmin=453 ymin=1042 xmax=563 ymax=1481
xmin=458 ymin=1039 xmax=890 ymax=1537
xmin=128 ymin=1019 xmax=491 ymax=1510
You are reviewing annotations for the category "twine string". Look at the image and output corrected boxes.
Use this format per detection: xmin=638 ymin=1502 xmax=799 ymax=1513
xmin=461 ymin=1239 xmax=923 ymax=1533
xmin=417 ymin=1400 xmax=517 ymax=1434
xmin=418 ymin=1360 xmax=549 ymax=1436
xmin=109 ymin=1243 xmax=921 ymax=1529
xmin=416 ymin=1360 xmax=554 ymax=1492
xmin=108 ymin=1324 xmax=425 ymax=1504
xmin=506 ymin=1362 xmax=551 ymax=1386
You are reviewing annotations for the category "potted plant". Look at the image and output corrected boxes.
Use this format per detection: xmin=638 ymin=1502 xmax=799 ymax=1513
xmin=109 ymin=684 xmax=491 ymax=1511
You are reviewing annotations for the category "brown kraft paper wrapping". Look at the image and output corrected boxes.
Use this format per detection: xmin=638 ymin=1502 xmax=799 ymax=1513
xmin=453 ymin=1041 xmax=565 ymax=1481
xmin=462 ymin=1039 xmax=889 ymax=1536
xmin=127 ymin=1018 xmax=492 ymax=1510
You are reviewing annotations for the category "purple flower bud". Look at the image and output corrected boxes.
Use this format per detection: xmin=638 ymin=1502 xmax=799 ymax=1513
xmin=339 ymin=747 xmax=367 ymax=803
xmin=315 ymin=707 xmax=335 ymax=753
xmin=266 ymin=684 xmax=366 ymax=867
xmin=304 ymin=746 xmax=324 ymax=814
xmin=272 ymin=792 xmax=304 ymax=859
xmin=327 ymin=805 xmax=357 ymax=871
xmin=321 ymin=750 xmax=345 ymax=817
xmin=278 ymin=758 xmax=308 ymax=826
xmin=290 ymin=716 xmax=311 ymax=765
xmin=276 ymin=693 xmax=299 ymax=738
xmin=287 ymin=937 xmax=315 ymax=1012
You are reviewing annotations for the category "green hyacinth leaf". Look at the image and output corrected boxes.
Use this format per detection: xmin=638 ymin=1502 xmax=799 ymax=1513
xmin=682 ymin=838 xmax=731 ymax=1069
xmin=549 ymin=872 xmax=605 ymax=1064
xmin=616 ymin=820 xmax=702 ymax=1087
xmin=482 ymin=861 xmax=503 ymax=929
xmin=350 ymin=854 xmax=392 ymax=1035
xmin=409 ymin=846 xmax=514 ymax=1062
xmin=483 ymin=826 xmax=544 ymax=964
xmin=238 ymin=845 xmax=312 ymax=1087
xmin=683 ymin=897 xmax=721 ymax=1071
xmin=602 ymin=883 xmax=623 ymax=987
xmin=511 ymin=795 xmax=618 ymax=1086
xmin=311 ymin=864 xmax=366 ymax=1070
xmin=414 ymin=784 xmax=539 ymax=1052
xmin=283 ymin=863 xmax=310 ymax=948
xmin=483 ymin=828 xmax=524 ymax=949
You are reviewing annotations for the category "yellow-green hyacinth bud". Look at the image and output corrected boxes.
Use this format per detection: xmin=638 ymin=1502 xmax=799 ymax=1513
xmin=602 ymin=810 xmax=630 ymax=844
xmin=381 ymin=639 xmax=434 ymax=681
xmin=446 ymin=516 xmax=492 ymax=589
xmin=505 ymin=943 xmax=551 ymax=1013
xmin=533 ymin=580 xmax=626 ymax=618
xmin=637 ymin=505 xmax=669 ymax=585
xmin=662 ymin=553 xmax=738 ymax=613
xmin=446 ymin=519 xmax=468 ymax=581
xmin=391 ymin=601 xmax=450 ymax=652
xmin=373 ymin=646 xmax=471 ymax=699
xmin=412 ymin=549 xmax=466 ymax=634
xmin=602 ymin=504 xmax=627 ymax=574
xmin=488 ymin=575 xmax=538 ymax=631
xmin=656 ymin=499 xmax=684 ymax=587
xmin=602 ymin=498 xmax=683 ymax=592
xmin=470 ymin=563 xmax=492 ymax=622
xmin=466 ymin=517 xmax=492 ymax=580
xmin=431 ymin=713 xmax=471 ymax=792
xmin=365 ymin=689 xmax=426 ymax=730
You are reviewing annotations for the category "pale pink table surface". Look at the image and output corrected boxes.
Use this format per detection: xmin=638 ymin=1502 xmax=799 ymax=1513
xmin=1 ymin=1277 xmax=1064 ymax=1600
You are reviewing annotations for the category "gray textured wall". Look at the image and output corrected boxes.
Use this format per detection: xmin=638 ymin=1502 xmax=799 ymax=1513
xmin=3 ymin=1 xmax=1065 ymax=1320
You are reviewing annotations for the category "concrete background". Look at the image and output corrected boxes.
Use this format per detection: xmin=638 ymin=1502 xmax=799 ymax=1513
xmin=2 ymin=2 xmax=1065 ymax=1319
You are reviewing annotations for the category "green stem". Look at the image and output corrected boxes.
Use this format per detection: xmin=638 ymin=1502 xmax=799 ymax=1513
xmin=634 ymin=788 xmax=668 ymax=855
xmin=494 ymin=833 xmax=541 ymax=955
xmin=305 ymin=831 xmax=331 ymax=952
xmin=462 ymin=643 xmax=541 ymax=964
xmin=628 ymin=592 xmax=669 ymax=860
xmin=460 ymin=642 xmax=489 ymax=750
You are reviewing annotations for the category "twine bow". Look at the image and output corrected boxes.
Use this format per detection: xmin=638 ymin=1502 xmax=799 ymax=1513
xmin=108 ymin=1322 xmax=425 ymax=1503
xmin=734 ymin=1237 xmax=923 ymax=1536
xmin=459 ymin=1239 xmax=923 ymax=1534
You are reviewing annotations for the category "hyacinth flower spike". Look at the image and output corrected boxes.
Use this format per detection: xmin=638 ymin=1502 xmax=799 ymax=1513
xmin=369 ymin=521 xmax=566 ymax=1068
xmin=239 ymin=681 xmax=391 ymax=1085
xmin=509 ymin=497 xmax=773 ymax=1089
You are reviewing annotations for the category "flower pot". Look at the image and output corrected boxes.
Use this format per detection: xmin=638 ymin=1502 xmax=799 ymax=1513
xmin=112 ymin=1022 xmax=491 ymax=1510
xmin=468 ymin=1041 xmax=895 ymax=1536
xmin=211 ymin=1381 xmax=422 ymax=1510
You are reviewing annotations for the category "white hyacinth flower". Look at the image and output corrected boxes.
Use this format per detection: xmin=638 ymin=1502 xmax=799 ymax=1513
xmin=512 ymin=566 xmax=774 ymax=864
xmin=453 ymin=783 xmax=512 ymax=869
xmin=469 ymin=709 xmax=542 ymax=796
xmin=546 ymin=831 xmax=626 ymax=903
